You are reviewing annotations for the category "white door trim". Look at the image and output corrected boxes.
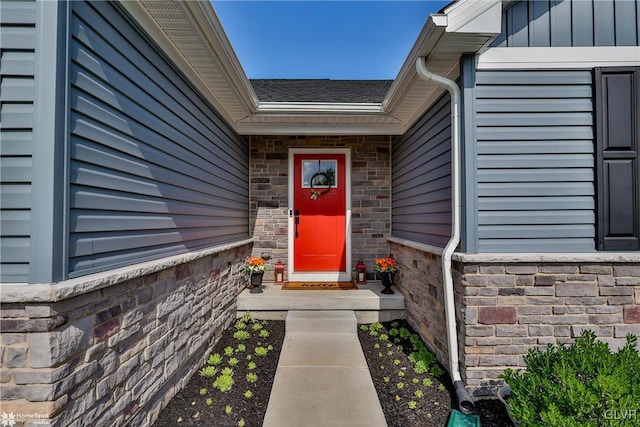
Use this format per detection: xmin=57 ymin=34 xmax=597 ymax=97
xmin=288 ymin=148 xmax=352 ymax=282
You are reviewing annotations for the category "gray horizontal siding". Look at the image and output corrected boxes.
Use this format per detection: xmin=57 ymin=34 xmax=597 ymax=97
xmin=68 ymin=1 xmax=249 ymax=277
xmin=475 ymin=69 xmax=596 ymax=252
xmin=0 ymin=0 xmax=36 ymax=282
xmin=493 ymin=0 xmax=640 ymax=47
xmin=392 ymin=94 xmax=452 ymax=247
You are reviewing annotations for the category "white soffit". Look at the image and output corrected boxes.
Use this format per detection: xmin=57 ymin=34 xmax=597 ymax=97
xmin=119 ymin=0 xmax=502 ymax=135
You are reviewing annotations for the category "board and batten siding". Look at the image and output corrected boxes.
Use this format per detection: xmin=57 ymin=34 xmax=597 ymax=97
xmin=475 ymin=69 xmax=596 ymax=252
xmin=392 ymin=94 xmax=452 ymax=247
xmin=492 ymin=0 xmax=640 ymax=47
xmin=0 ymin=1 xmax=36 ymax=282
xmin=68 ymin=1 xmax=249 ymax=277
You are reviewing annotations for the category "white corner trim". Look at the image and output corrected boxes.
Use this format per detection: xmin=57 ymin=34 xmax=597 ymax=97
xmin=0 ymin=239 xmax=254 ymax=303
xmin=478 ymin=47 xmax=640 ymax=70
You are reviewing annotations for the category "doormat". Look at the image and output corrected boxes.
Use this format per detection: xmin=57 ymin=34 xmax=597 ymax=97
xmin=282 ymin=281 xmax=358 ymax=290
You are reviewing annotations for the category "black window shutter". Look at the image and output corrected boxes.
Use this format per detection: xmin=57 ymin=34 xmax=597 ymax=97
xmin=595 ymin=67 xmax=640 ymax=250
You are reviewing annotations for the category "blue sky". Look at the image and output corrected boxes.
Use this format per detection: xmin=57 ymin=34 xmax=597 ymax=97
xmin=212 ymin=1 xmax=451 ymax=80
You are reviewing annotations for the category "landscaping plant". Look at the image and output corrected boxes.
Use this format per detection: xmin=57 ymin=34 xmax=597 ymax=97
xmin=500 ymin=329 xmax=640 ymax=427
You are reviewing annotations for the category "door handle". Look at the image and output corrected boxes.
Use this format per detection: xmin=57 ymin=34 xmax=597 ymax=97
xmin=294 ymin=210 xmax=300 ymax=238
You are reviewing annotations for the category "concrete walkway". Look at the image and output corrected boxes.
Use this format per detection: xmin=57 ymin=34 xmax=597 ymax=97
xmin=263 ymin=311 xmax=388 ymax=427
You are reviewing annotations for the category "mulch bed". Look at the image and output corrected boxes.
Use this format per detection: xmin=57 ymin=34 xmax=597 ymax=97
xmin=154 ymin=317 xmax=285 ymax=427
xmin=154 ymin=316 xmax=513 ymax=426
xmin=358 ymin=319 xmax=514 ymax=427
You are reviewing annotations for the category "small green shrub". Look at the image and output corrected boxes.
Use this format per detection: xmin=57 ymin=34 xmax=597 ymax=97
xmin=254 ymin=346 xmax=268 ymax=357
xmin=413 ymin=360 xmax=428 ymax=374
xmin=236 ymin=344 xmax=246 ymax=353
xmin=430 ymin=365 xmax=445 ymax=377
xmin=422 ymin=378 xmax=433 ymax=387
xmin=252 ymin=322 xmax=263 ymax=331
xmin=228 ymin=357 xmax=239 ymax=367
xmin=246 ymin=372 xmax=258 ymax=383
xmin=224 ymin=347 xmax=234 ymax=356
xmin=414 ymin=389 xmax=423 ymax=398
xmin=213 ymin=374 xmax=234 ymax=392
xmin=248 ymin=361 xmax=257 ymax=370
xmin=199 ymin=366 xmax=218 ymax=377
xmin=235 ymin=320 xmax=247 ymax=330
xmin=378 ymin=334 xmax=389 ymax=342
xmin=396 ymin=382 xmax=404 ymax=390
xmin=208 ymin=353 xmax=223 ymax=366
xmin=233 ymin=330 xmax=250 ymax=341
xmin=259 ymin=329 xmax=270 ymax=339
xmin=244 ymin=390 xmax=253 ymax=399
xmin=500 ymin=330 xmax=640 ymax=427
xmin=408 ymin=401 xmax=418 ymax=409
xmin=199 ymin=388 xmax=208 ymax=395
xmin=225 ymin=405 xmax=233 ymax=415
xmin=205 ymin=398 xmax=213 ymax=406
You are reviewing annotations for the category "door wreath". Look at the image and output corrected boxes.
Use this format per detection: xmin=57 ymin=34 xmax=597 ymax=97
xmin=309 ymin=171 xmax=332 ymax=200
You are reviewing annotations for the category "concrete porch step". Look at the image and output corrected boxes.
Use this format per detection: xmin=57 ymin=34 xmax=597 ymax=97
xmin=285 ymin=310 xmax=357 ymax=334
xmin=237 ymin=281 xmax=405 ymax=323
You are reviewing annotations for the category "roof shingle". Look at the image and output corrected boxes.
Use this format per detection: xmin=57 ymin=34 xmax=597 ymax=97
xmin=250 ymin=79 xmax=393 ymax=103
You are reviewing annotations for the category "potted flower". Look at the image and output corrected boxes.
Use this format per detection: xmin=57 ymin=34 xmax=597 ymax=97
xmin=374 ymin=257 xmax=397 ymax=294
xmin=245 ymin=256 xmax=266 ymax=293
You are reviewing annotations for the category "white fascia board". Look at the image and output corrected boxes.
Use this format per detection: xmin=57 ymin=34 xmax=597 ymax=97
xmin=443 ymin=0 xmax=502 ymax=34
xmin=183 ymin=1 xmax=259 ymax=109
xmin=256 ymin=102 xmax=384 ymax=114
xmin=478 ymin=47 xmax=640 ymax=69
xmin=383 ymin=15 xmax=448 ymax=112
xmin=447 ymin=1 xmax=502 ymax=37
xmin=118 ymin=1 xmax=251 ymax=126
xmin=235 ymin=122 xmax=407 ymax=136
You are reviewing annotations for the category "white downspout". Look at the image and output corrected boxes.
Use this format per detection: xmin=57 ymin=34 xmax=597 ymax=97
xmin=415 ymin=57 xmax=474 ymax=414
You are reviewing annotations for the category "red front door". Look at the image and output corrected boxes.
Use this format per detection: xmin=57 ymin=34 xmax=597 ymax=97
xmin=293 ymin=153 xmax=346 ymax=272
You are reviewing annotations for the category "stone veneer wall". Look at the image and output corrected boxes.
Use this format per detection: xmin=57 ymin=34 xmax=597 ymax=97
xmin=250 ymin=135 xmax=392 ymax=279
xmin=389 ymin=242 xmax=449 ymax=367
xmin=389 ymin=241 xmax=640 ymax=397
xmin=456 ymin=261 xmax=640 ymax=396
xmin=0 ymin=242 xmax=251 ymax=426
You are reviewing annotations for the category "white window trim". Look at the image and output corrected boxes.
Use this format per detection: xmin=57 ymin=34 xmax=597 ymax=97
xmin=288 ymin=148 xmax=352 ymax=283
xmin=478 ymin=46 xmax=640 ymax=70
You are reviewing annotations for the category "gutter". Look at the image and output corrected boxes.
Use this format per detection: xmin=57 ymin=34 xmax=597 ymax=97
xmin=415 ymin=57 xmax=475 ymax=415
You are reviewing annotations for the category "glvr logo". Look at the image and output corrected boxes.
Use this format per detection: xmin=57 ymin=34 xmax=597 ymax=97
xmin=604 ymin=410 xmax=637 ymax=420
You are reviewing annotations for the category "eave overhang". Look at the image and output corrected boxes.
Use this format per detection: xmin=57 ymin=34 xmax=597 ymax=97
xmin=119 ymin=0 xmax=502 ymax=136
